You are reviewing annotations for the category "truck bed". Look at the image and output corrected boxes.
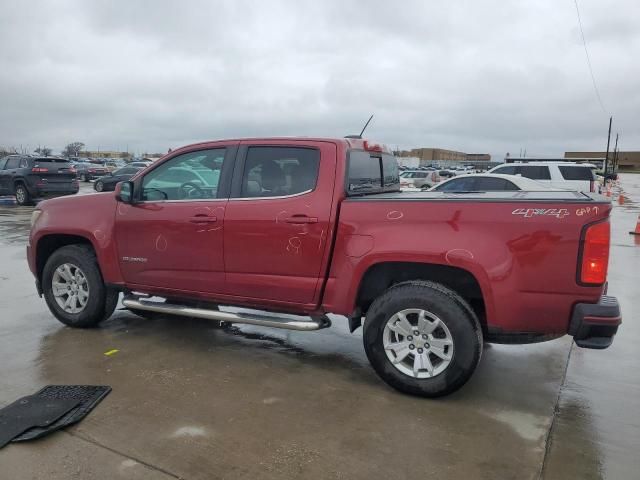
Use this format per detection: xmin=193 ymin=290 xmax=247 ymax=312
xmin=323 ymin=191 xmax=611 ymax=337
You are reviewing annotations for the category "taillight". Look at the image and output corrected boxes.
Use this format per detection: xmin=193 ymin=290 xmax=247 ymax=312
xmin=88 ymin=169 xmax=95 ymax=173
xmin=363 ymin=140 xmax=383 ymax=152
xmin=579 ymin=220 xmax=610 ymax=285
xmin=31 ymin=167 xmax=48 ymax=173
xmin=590 ymin=180 xmax=595 ymax=193
xmin=69 ymin=167 xmax=77 ymax=173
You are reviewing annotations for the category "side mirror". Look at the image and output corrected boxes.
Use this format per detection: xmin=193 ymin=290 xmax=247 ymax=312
xmin=115 ymin=181 xmax=134 ymax=204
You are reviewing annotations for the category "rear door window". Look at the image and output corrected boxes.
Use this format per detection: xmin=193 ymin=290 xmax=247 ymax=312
xmin=240 ymin=147 xmax=320 ymax=198
xmin=492 ymin=165 xmax=517 ymax=175
xmin=0 ymin=158 xmax=7 ymax=170
xmin=474 ymin=177 xmax=519 ymax=191
xmin=558 ymin=166 xmax=595 ymax=181
xmin=436 ymin=177 xmax=477 ymax=191
xmin=519 ymin=165 xmax=551 ymax=180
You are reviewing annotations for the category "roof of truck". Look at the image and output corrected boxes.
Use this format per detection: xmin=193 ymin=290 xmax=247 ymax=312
xmin=171 ymin=137 xmax=389 ymax=152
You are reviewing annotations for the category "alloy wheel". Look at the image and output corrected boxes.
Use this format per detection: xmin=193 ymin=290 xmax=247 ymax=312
xmin=51 ymin=263 xmax=90 ymax=314
xmin=383 ymin=308 xmax=454 ymax=379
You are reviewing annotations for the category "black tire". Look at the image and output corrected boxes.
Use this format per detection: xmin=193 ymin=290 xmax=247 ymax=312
xmin=42 ymin=244 xmax=119 ymax=328
xmin=15 ymin=183 xmax=33 ymax=206
xmin=95 ymin=181 xmax=104 ymax=192
xmin=363 ymin=280 xmax=482 ymax=398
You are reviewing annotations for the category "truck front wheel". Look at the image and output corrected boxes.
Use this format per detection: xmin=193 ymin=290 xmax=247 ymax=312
xmin=363 ymin=280 xmax=482 ymax=397
xmin=42 ymin=244 xmax=118 ymax=328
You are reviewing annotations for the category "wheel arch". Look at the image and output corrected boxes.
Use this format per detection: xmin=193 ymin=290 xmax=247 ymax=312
xmin=36 ymin=234 xmax=96 ymax=285
xmin=12 ymin=177 xmax=27 ymax=191
xmin=355 ymin=261 xmax=488 ymax=332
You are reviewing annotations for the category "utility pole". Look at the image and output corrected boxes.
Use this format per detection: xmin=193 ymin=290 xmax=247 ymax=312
xmin=612 ymin=133 xmax=619 ymax=172
xmin=603 ymin=116 xmax=612 ymax=175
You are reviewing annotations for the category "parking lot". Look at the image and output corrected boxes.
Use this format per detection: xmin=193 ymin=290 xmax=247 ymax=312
xmin=0 ymin=177 xmax=638 ymax=479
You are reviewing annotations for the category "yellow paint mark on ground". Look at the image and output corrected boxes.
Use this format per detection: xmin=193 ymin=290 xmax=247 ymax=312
xmin=104 ymin=349 xmax=119 ymax=356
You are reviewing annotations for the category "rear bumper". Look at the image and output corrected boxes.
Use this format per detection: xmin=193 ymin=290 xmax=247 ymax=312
xmin=29 ymin=183 xmax=79 ymax=197
xmin=569 ymin=295 xmax=621 ymax=349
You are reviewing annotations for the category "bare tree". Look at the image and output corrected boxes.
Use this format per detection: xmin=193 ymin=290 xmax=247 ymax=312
xmin=34 ymin=146 xmax=53 ymax=157
xmin=0 ymin=146 xmax=18 ymax=156
xmin=61 ymin=142 xmax=85 ymax=158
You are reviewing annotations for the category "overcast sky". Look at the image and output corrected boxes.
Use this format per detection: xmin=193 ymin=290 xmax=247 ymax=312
xmin=1 ymin=0 xmax=638 ymax=159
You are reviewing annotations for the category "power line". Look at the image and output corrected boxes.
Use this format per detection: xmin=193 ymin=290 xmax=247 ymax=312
xmin=573 ymin=0 xmax=607 ymax=115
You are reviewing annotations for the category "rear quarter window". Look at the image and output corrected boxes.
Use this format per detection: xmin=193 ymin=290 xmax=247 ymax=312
xmin=558 ymin=166 xmax=595 ymax=181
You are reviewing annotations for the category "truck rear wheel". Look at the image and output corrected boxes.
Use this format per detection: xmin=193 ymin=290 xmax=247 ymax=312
xmin=363 ymin=280 xmax=482 ymax=397
xmin=42 ymin=244 xmax=118 ymax=328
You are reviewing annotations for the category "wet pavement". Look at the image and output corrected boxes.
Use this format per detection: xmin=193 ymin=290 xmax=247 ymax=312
xmin=0 ymin=179 xmax=638 ymax=479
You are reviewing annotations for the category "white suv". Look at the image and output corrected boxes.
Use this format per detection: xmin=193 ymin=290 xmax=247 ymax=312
xmin=489 ymin=162 xmax=596 ymax=193
xmin=399 ymin=169 xmax=441 ymax=189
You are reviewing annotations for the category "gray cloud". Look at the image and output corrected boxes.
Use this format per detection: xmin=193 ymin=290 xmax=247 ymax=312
xmin=1 ymin=0 xmax=638 ymax=158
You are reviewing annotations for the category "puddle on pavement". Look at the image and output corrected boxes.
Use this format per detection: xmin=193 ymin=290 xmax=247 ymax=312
xmin=0 ymin=205 xmax=33 ymax=246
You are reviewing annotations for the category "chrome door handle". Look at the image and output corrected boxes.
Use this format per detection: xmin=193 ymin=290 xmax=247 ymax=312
xmin=285 ymin=215 xmax=318 ymax=224
xmin=189 ymin=215 xmax=218 ymax=224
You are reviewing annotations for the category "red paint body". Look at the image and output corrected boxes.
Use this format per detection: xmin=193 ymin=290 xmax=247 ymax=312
xmin=27 ymin=137 xmax=612 ymax=338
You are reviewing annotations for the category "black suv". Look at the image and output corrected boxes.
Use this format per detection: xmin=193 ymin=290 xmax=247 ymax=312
xmin=0 ymin=155 xmax=79 ymax=205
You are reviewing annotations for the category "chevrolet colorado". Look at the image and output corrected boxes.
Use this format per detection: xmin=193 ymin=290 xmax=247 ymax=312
xmin=27 ymin=137 xmax=621 ymax=397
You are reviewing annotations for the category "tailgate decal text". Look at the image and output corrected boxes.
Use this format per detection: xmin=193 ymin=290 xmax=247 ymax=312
xmin=512 ymin=208 xmax=570 ymax=219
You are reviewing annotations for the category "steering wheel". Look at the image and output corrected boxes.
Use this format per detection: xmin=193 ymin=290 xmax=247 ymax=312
xmin=178 ymin=182 xmax=205 ymax=199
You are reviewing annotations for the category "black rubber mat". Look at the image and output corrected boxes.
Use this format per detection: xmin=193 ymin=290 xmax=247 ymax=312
xmin=13 ymin=385 xmax=111 ymax=442
xmin=0 ymin=395 xmax=79 ymax=448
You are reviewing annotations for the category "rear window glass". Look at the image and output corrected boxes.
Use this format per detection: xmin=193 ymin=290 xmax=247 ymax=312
xmin=34 ymin=157 xmax=69 ymax=163
xmin=382 ymin=154 xmax=400 ymax=188
xmin=348 ymin=151 xmax=400 ymax=194
xmin=519 ymin=165 xmax=551 ymax=180
xmin=558 ymin=166 xmax=595 ymax=181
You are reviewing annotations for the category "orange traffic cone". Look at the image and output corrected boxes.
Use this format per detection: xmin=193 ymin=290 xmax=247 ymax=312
xmin=630 ymin=214 xmax=640 ymax=236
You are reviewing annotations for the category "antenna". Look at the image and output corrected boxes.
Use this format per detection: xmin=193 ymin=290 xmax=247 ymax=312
xmin=345 ymin=114 xmax=374 ymax=139
xmin=359 ymin=114 xmax=374 ymax=138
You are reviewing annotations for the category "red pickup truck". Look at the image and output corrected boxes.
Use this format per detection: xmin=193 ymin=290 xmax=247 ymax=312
xmin=27 ymin=137 xmax=621 ymax=397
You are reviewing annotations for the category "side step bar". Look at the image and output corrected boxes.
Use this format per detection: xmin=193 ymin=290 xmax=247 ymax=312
xmin=122 ymin=296 xmax=331 ymax=331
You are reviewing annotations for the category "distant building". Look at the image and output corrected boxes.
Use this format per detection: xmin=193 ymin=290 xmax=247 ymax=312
xmin=80 ymin=150 xmax=131 ymax=159
xmin=397 ymin=148 xmax=491 ymax=167
xmin=565 ymin=151 xmax=640 ymax=171
xmin=466 ymin=153 xmax=491 ymax=162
